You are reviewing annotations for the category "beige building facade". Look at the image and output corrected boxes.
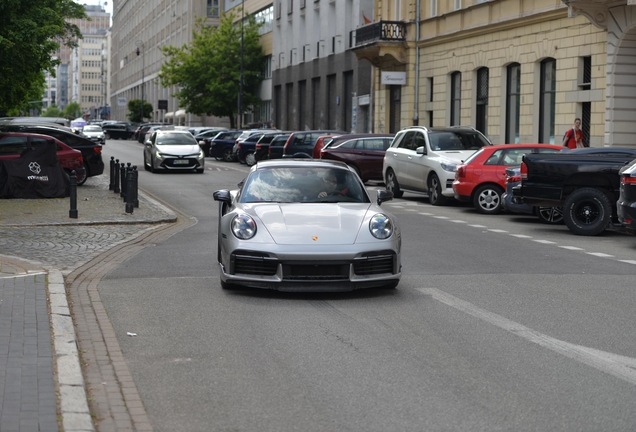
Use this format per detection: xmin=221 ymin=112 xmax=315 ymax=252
xmin=353 ymin=0 xmax=636 ymax=148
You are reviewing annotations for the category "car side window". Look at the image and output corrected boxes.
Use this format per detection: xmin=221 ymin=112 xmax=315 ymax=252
xmin=412 ymin=133 xmax=426 ymax=150
xmin=338 ymin=140 xmax=357 ymax=149
xmin=536 ymin=148 xmax=561 ymax=154
xmin=396 ymin=132 xmax=414 ymax=150
xmin=484 ymin=150 xmax=504 ymax=165
xmin=0 ymin=136 xmax=28 ymax=155
xmin=364 ymin=139 xmax=385 ymax=150
xmin=502 ymin=148 xmax=529 ymax=165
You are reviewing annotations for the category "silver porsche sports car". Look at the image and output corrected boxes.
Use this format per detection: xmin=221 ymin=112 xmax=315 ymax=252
xmin=213 ymin=159 xmax=402 ymax=292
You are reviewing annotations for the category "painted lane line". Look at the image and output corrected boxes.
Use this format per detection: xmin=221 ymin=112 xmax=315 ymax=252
xmin=533 ymin=239 xmax=557 ymax=244
xmin=618 ymin=260 xmax=636 ymax=265
xmin=510 ymin=234 xmax=533 ymax=238
xmin=586 ymin=252 xmax=615 ymax=258
xmin=450 ymin=220 xmax=467 ymax=224
xmin=419 ymin=212 xmax=434 ymax=216
xmin=559 ymin=246 xmax=585 ymax=251
xmin=418 ymin=288 xmax=636 ymax=386
xmin=469 ymin=224 xmax=487 ymax=228
xmin=488 ymin=229 xmax=508 ymax=233
xmin=433 ymin=216 xmax=449 ymax=219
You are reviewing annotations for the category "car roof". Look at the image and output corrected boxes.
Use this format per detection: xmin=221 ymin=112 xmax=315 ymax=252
xmin=565 ymin=147 xmax=636 ymax=155
xmin=252 ymin=159 xmax=349 ymax=171
xmin=484 ymin=143 xmax=563 ymax=150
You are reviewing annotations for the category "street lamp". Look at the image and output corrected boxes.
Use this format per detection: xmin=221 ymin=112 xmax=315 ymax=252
xmin=136 ymin=40 xmax=145 ymax=123
xmin=238 ymin=0 xmax=244 ymax=129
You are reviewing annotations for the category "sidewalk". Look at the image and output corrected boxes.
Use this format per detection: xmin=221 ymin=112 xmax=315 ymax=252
xmin=0 ymin=175 xmax=176 ymax=431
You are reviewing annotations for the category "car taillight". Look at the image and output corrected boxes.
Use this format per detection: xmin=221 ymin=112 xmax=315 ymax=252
xmin=93 ymin=146 xmax=101 ymax=153
xmin=256 ymin=143 xmax=261 ymax=150
xmin=455 ymin=165 xmax=466 ymax=179
xmin=621 ymin=175 xmax=636 ymax=185
xmin=520 ymin=162 xmax=528 ymax=180
xmin=506 ymin=175 xmax=521 ymax=184
xmin=237 ymin=143 xmax=242 ymax=150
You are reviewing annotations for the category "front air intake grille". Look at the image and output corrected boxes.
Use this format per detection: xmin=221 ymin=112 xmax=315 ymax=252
xmin=353 ymin=253 xmax=396 ymax=276
xmin=283 ymin=263 xmax=349 ymax=281
xmin=231 ymin=252 xmax=278 ymax=276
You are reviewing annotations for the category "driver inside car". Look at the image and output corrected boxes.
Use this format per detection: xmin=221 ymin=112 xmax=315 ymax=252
xmin=318 ymin=171 xmax=349 ymax=198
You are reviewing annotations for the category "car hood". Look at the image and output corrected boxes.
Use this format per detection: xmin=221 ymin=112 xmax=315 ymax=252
xmin=251 ymin=203 xmax=372 ymax=245
xmin=433 ymin=150 xmax=478 ymax=162
xmin=156 ymin=144 xmax=201 ymax=155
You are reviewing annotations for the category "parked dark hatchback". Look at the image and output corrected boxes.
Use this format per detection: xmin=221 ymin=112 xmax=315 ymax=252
xmin=238 ymin=132 xmax=286 ymax=166
xmin=617 ymin=158 xmax=636 ymax=232
xmin=282 ymin=130 xmax=346 ymax=158
xmin=266 ymin=134 xmax=291 ymax=160
xmin=0 ymin=123 xmax=104 ymax=184
xmin=255 ymin=132 xmax=289 ymax=162
xmin=102 ymin=123 xmax=136 ymax=140
xmin=207 ymin=130 xmax=242 ymax=161
xmin=319 ymin=135 xmax=394 ymax=182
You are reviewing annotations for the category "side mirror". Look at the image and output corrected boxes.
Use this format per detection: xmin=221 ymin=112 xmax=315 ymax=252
xmin=416 ymin=146 xmax=426 ymax=155
xmin=377 ymin=189 xmax=393 ymax=205
xmin=213 ymin=189 xmax=232 ymax=203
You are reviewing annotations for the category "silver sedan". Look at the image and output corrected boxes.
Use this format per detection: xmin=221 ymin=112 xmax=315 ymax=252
xmin=143 ymin=129 xmax=205 ymax=173
xmin=213 ymin=159 xmax=402 ymax=292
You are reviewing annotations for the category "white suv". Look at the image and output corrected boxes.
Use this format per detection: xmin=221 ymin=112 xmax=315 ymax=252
xmin=382 ymin=126 xmax=491 ymax=205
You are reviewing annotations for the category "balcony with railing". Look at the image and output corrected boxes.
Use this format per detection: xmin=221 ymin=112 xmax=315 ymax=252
xmin=351 ymin=21 xmax=408 ymax=67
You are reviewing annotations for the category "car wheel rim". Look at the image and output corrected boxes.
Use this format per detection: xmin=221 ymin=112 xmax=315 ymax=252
xmin=573 ymin=201 xmax=601 ymax=225
xmin=223 ymin=149 xmax=232 ymax=162
xmin=246 ymin=153 xmax=255 ymax=165
xmin=538 ymin=206 xmax=563 ymax=222
xmin=430 ymin=178 xmax=439 ymax=201
xmin=387 ymin=173 xmax=396 ymax=192
xmin=478 ymin=189 xmax=500 ymax=211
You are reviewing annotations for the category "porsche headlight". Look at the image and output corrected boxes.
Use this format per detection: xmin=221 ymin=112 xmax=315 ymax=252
xmin=369 ymin=213 xmax=393 ymax=239
xmin=231 ymin=214 xmax=257 ymax=239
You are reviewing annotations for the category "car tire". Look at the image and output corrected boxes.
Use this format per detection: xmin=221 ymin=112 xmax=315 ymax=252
xmin=428 ymin=174 xmax=448 ymax=206
xmin=104 ymin=132 xmax=111 ymax=140
xmin=563 ymin=188 xmax=612 ymax=236
xmin=76 ymin=164 xmax=88 ymax=186
xmin=385 ymin=169 xmax=403 ymax=198
xmin=148 ymin=157 xmax=155 ymax=173
xmin=536 ymin=206 xmax=563 ymax=224
xmin=473 ymin=184 xmax=503 ymax=214
xmin=222 ymin=148 xmax=233 ymax=162
xmin=245 ymin=152 xmax=256 ymax=166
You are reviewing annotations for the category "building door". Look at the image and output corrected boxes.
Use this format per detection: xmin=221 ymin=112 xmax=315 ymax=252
xmin=476 ymin=67 xmax=488 ymax=137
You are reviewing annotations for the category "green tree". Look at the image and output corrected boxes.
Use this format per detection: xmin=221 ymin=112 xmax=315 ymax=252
xmin=6 ymin=73 xmax=46 ymax=116
xmin=42 ymin=105 xmax=62 ymax=117
xmin=159 ymin=12 xmax=263 ymax=129
xmin=127 ymin=99 xmax=153 ymax=123
xmin=0 ymin=0 xmax=86 ymax=115
xmin=64 ymin=102 xmax=82 ymax=120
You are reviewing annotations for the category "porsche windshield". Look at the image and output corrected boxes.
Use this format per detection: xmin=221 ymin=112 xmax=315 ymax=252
xmin=240 ymin=167 xmax=369 ymax=204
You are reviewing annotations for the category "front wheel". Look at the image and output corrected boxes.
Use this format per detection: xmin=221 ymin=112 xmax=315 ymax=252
xmin=428 ymin=174 xmax=447 ymax=206
xmin=385 ymin=169 xmax=403 ymax=198
xmin=104 ymin=132 xmax=111 ymax=140
xmin=222 ymin=148 xmax=233 ymax=162
xmin=473 ymin=184 xmax=503 ymax=214
xmin=562 ymin=188 xmax=612 ymax=236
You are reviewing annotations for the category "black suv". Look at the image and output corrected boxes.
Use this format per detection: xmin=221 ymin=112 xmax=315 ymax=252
xmin=0 ymin=123 xmax=105 ymax=184
xmin=282 ymin=130 xmax=346 ymax=158
xmin=102 ymin=122 xmax=136 ymax=140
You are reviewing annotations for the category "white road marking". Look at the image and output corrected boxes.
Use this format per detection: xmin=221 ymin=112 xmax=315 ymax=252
xmin=618 ymin=260 xmax=636 ymax=265
xmin=586 ymin=252 xmax=615 ymax=258
xmin=433 ymin=216 xmax=449 ymax=219
xmin=450 ymin=220 xmax=467 ymax=224
xmin=469 ymin=224 xmax=487 ymax=228
xmin=418 ymin=288 xmax=636 ymax=386
xmin=533 ymin=239 xmax=557 ymax=244
xmin=510 ymin=234 xmax=533 ymax=238
xmin=488 ymin=229 xmax=508 ymax=233
xmin=419 ymin=212 xmax=434 ymax=216
xmin=559 ymin=246 xmax=585 ymax=251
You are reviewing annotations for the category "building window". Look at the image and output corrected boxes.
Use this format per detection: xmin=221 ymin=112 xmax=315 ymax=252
xmin=450 ymin=71 xmax=461 ymax=126
xmin=579 ymin=56 xmax=591 ymax=90
xmin=430 ymin=0 xmax=437 ymax=17
xmin=506 ymin=63 xmax=521 ymax=144
xmin=255 ymin=6 xmax=274 ymax=35
xmin=263 ymin=55 xmax=272 ymax=79
xmin=207 ymin=0 xmax=219 ymax=16
xmin=476 ymin=67 xmax=488 ymax=137
xmin=427 ymin=77 xmax=434 ymax=102
xmin=454 ymin=0 xmax=461 ymax=10
xmin=539 ymin=58 xmax=556 ymax=144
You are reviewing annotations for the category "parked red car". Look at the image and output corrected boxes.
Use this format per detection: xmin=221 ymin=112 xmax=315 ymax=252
xmin=319 ymin=134 xmax=394 ymax=182
xmin=453 ymin=143 xmax=562 ymax=214
xmin=0 ymin=132 xmax=86 ymax=183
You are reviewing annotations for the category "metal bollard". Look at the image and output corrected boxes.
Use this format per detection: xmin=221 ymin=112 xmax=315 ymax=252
xmin=109 ymin=156 xmax=115 ymax=190
xmin=113 ymin=159 xmax=120 ymax=194
xmin=69 ymin=170 xmax=78 ymax=218
xmin=119 ymin=162 xmax=126 ymax=198
xmin=132 ymin=166 xmax=139 ymax=208
xmin=125 ymin=167 xmax=134 ymax=214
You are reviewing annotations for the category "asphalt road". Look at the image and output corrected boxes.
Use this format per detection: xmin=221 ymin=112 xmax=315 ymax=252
xmin=99 ymin=139 xmax=636 ymax=431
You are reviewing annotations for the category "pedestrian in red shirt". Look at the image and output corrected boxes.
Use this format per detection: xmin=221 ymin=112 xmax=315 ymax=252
xmin=562 ymin=118 xmax=583 ymax=149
